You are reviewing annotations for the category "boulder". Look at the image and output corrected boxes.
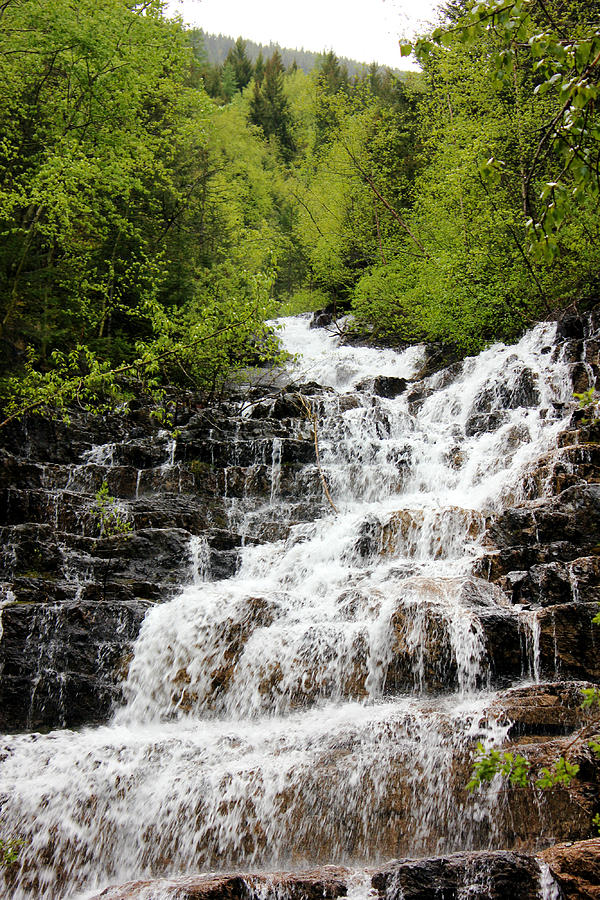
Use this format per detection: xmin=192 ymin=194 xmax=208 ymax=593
xmin=356 ymin=376 xmax=408 ymax=398
xmin=540 ymin=838 xmax=600 ymax=899
xmin=371 ymin=851 xmax=543 ymax=900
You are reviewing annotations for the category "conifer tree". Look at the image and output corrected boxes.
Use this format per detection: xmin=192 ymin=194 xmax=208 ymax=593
xmin=220 ymin=61 xmax=239 ymax=101
xmin=249 ymin=51 xmax=295 ymax=158
xmin=317 ymin=51 xmax=348 ymax=95
xmin=254 ymin=51 xmax=265 ymax=85
xmin=225 ymin=37 xmax=254 ymax=91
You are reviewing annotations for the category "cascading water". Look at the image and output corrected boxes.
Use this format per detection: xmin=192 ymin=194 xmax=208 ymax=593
xmin=0 ymin=315 xmax=574 ymax=899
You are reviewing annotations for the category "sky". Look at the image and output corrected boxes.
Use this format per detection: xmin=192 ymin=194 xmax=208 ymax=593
xmin=165 ymin=0 xmax=441 ymax=70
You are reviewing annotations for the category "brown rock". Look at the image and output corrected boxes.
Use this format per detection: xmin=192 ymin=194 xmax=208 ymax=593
xmin=89 ymin=868 xmax=350 ymax=900
xmin=537 ymin=603 xmax=600 ymax=681
xmin=487 ymin=682 xmax=595 ymax=740
xmin=540 ymin=838 xmax=600 ymax=899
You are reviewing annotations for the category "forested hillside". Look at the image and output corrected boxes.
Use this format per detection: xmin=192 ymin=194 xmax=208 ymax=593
xmin=199 ymin=31 xmax=389 ymax=81
xmin=1 ymin=0 xmax=599 ymax=422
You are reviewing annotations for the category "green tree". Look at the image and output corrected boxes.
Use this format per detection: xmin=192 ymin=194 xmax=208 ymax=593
xmin=316 ymin=50 xmax=349 ymax=95
xmin=0 ymin=1 xmax=283 ymax=424
xmin=220 ymin=61 xmax=239 ymax=101
xmin=249 ymin=51 xmax=296 ymax=158
xmin=225 ymin=37 xmax=254 ymax=92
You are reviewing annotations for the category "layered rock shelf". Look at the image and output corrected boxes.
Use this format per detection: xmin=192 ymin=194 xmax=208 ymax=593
xmin=0 ymin=309 xmax=599 ymax=898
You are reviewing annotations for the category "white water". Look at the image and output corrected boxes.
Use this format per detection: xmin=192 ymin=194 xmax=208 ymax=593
xmin=0 ymin=316 xmax=574 ymax=898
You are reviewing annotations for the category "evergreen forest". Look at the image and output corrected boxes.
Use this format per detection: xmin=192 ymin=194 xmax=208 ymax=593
xmin=1 ymin=0 xmax=600 ymax=422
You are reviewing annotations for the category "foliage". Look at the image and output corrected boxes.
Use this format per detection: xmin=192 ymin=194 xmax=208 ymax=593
xmin=467 ymin=742 xmax=531 ymax=790
xmin=468 ymin=741 xmax=582 ymax=791
xmin=92 ymin=482 xmax=132 ymax=539
xmin=574 ymin=388 xmax=600 ymax=424
xmin=275 ymin=288 xmax=330 ymax=318
xmin=404 ymin=0 xmax=600 ymax=257
xmin=225 ymin=38 xmax=254 ymax=92
xmin=0 ymin=837 xmax=25 ymax=868
xmin=288 ymin=1 xmax=600 ymax=351
xmin=249 ymin=51 xmax=296 ymax=158
xmin=0 ymin=1 xmax=286 ymax=425
xmin=3 ymin=0 xmax=599 ymax=421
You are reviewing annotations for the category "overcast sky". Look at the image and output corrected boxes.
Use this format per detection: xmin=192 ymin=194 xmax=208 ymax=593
xmin=165 ymin=0 xmax=441 ymax=69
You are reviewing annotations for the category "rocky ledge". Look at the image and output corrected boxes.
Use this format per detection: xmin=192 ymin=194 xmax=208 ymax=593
xmin=87 ymin=840 xmax=600 ymax=899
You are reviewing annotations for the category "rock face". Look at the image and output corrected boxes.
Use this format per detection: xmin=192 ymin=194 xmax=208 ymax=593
xmin=86 ymin=849 xmax=572 ymax=900
xmin=372 ymin=851 xmax=545 ymax=900
xmin=472 ymin=311 xmax=600 ymax=693
xmin=0 ymin=388 xmax=322 ymax=730
xmin=0 ymin=599 xmax=148 ymax=730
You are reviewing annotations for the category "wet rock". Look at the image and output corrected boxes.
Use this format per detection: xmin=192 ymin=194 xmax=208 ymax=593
xmin=372 ymin=850 xmax=543 ymax=900
xmin=380 ymin=508 xmax=486 ymax=559
xmin=356 ymin=376 xmax=408 ymax=398
xmin=413 ymin=343 xmax=462 ymax=380
xmin=383 ymin=576 xmax=521 ymax=692
xmin=0 ymin=599 xmax=150 ymax=731
xmin=290 ymin=381 xmax=336 ymax=395
xmin=248 ymin=394 xmax=304 ymax=420
xmin=484 ymin=484 xmax=600 ymax=559
xmin=470 ymin=368 xmax=540 ymax=416
xmin=569 ymin=362 xmax=597 ymax=394
xmin=556 ymin=314 xmax=585 ymax=341
xmin=310 ymin=310 xmax=335 ymax=329
xmin=540 ymin=838 xmax=600 ymax=899
xmin=537 ymin=602 xmax=600 ymax=681
xmin=488 ymin=682 xmax=595 ymax=740
xmin=558 ymin=423 xmax=600 ymax=447
xmin=499 ymin=557 xmax=600 ymax=607
xmin=89 ymin=868 xmax=351 ymax=900
xmin=465 ymin=411 xmax=508 ymax=437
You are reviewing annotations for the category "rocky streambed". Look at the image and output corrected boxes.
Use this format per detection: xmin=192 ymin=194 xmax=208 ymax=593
xmin=0 ymin=310 xmax=599 ymax=898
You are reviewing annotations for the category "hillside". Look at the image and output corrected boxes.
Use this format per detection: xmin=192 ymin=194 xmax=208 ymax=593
xmin=199 ymin=30 xmax=408 ymax=78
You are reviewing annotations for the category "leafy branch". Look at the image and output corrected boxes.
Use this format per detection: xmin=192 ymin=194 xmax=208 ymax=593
xmin=0 ymin=305 xmax=262 ymax=431
xmin=0 ymin=836 xmax=25 ymax=868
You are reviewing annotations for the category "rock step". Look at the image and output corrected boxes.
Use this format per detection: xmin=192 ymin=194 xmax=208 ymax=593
xmin=84 ymin=842 xmax=600 ymax=900
xmin=0 ymin=524 xmax=244 ymax=584
xmin=0 ymin=487 xmax=322 ymax=540
xmin=1 ymin=449 xmax=323 ymax=503
xmin=484 ymin=483 xmax=600 ymax=552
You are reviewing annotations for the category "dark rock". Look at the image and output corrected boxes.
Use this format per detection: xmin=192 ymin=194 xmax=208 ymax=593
xmin=569 ymin=362 xmax=598 ymax=394
xmin=356 ymin=376 xmax=408 ymax=398
xmin=310 ymin=310 xmax=334 ymax=329
xmin=556 ymin=315 xmax=585 ymax=341
xmin=371 ymin=850 xmax=543 ymax=900
xmin=488 ymin=682 xmax=594 ymax=740
xmin=499 ymin=557 xmax=600 ymax=607
xmin=537 ymin=602 xmax=600 ymax=681
xmin=484 ymin=484 xmax=600 ymax=558
xmin=413 ymin=343 xmax=462 ymax=380
xmin=0 ymin=599 xmax=150 ymax=731
xmin=465 ymin=411 xmax=508 ymax=437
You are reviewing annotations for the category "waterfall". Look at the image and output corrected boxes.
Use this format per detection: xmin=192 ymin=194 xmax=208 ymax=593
xmin=0 ymin=315 xmax=574 ymax=899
